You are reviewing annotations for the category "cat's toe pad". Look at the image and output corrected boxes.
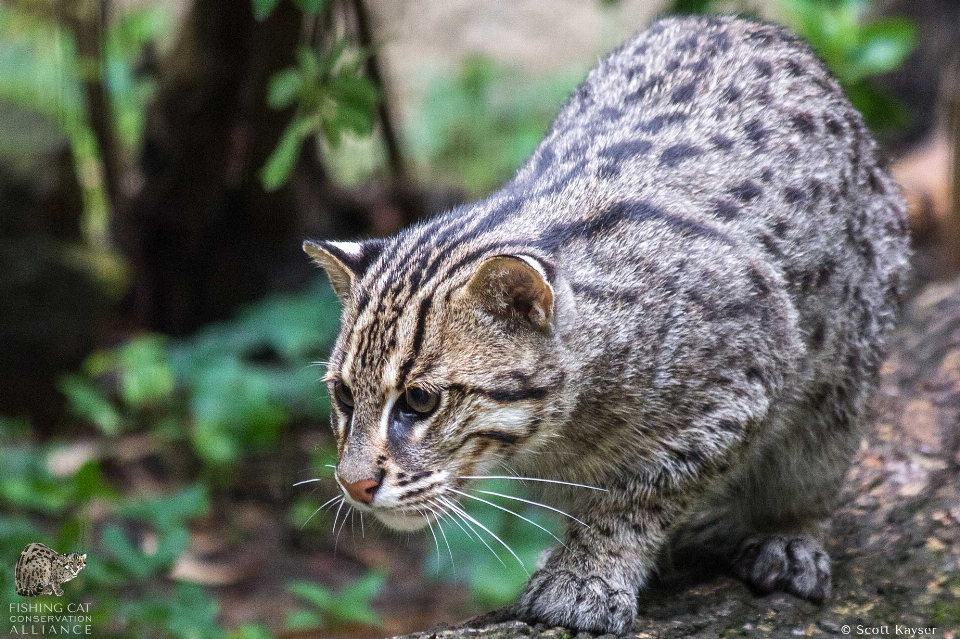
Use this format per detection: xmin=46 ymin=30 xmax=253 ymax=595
xmin=735 ymin=534 xmax=831 ymax=602
xmin=517 ymin=568 xmax=636 ymax=634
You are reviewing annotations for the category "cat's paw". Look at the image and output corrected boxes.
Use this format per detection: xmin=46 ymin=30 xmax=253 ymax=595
xmin=735 ymin=534 xmax=831 ymax=603
xmin=517 ymin=568 xmax=637 ymax=634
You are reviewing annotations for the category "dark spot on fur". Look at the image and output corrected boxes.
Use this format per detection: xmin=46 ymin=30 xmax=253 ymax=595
xmin=626 ymin=74 xmax=665 ymax=103
xmin=745 ymin=367 xmax=764 ymax=383
xmin=773 ymin=219 xmax=790 ymax=237
xmin=784 ymin=59 xmax=805 ymax=77
xmin=712 ymin=200 xmax=740 ymax=221
xmin=660 ymin=143 xmax=703 ymax=167
xmin=816 ymin=261 xmax=835 ymax=288
xmin=744 ymin=118 xmax=769 ymax=146
xmin=761 ymin=168 xmax=774 ymax=183
xmin=710 ymin=134 xmax=735 ymax=151
xmin=689 ymin=58 xmax=709 ymax=74
xmin=671 ymin=81 xmax=697 ymax=104
xmin=636 ymin=113 xmax=688 ymax=135
xmin=791 ymin=112 xmax=816 ymax=135
xmin=721 ymin=83 xmax=742 ymax=103
xmin=729 ymin=180 xmax=762 ymax=203
xmin=678 ymin=34 xmax=699 ymax=51
xmin=753 ymin=59 xmax=773 ymax=77
xmin=809 ymin=320 xmax=826 ymax=350
xmin=758 ymin=234 xmax=782 ymax=259
xmin=783 ymin=187 xmax=805 ymax=205
xmin=825 ymin=117 xmax=843 ymax=137
xmin=808 ymin=179 xmax=824 ymax=201
xmin=598 ymin=106 xmax=623 ymax=121
xmin=666 ymin=58 xmax=681 ymax=72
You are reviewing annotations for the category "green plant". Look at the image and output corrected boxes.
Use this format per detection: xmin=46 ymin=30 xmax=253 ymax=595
xmin=61 ymin=282 xmax=341 ymax=473
xmin=261 ymin=42 xmax=379 ymax=191
xmin=285 ymin=571 xmax=386 ymax=630
xmin=0 ymin=3 xmax=170 ymax=244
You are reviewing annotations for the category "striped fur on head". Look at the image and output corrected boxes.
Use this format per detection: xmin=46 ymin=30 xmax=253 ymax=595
xmin=307 ymin=240 xmax=570 ymax=531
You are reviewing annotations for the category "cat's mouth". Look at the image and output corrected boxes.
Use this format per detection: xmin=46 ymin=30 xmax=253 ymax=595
xmin=372 ymin=508 xmax=433 ymax=531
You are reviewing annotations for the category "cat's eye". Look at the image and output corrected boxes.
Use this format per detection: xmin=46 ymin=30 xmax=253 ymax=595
xmin=402 ymin=387 xmax=439 ymax=415
xmin=333 ymin=381 xmax=354 ymax=409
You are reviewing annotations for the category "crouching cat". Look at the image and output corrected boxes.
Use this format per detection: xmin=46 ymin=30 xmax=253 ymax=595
xmin=303 ymin=15 xmax=908 ymax=634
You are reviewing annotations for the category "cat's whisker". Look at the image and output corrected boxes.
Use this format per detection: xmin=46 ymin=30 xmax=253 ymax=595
xmin=472 ymin=489 xmax=590 ymax=528
xmin=438 ymin=496 xmax=506 ymax=568
xmin=301 ymin=495 xmax=342 ymax=529
xmin=425 ymin=500 xmax=456 ymax=568
xmin=450 ymin=488 xmax=567 ymax=549
xmin=442 ymin=496 xmax=528 ymax=575
xmin=331 ymin=499 xmax=346 ymax=536
xmin=334 ymin=503 xmax=352 ymax=552
xmin=417 ymin=507 xmax=442 ymax=566
xmin=460 ymin=475 xmax=607 ymax=492
xmin=324 ymin=464 xmax=337 ymax=470
xmin=359 ymin=512 xmax=366 ymax=538
xmin=433 ymin=497 xmax=476 ymax=541
xmin=292 ymin=478 xmax=324 ymax=487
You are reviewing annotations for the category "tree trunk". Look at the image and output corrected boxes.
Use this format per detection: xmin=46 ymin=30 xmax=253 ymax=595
xmin=112 ymin=0 xmax=309 ymax=335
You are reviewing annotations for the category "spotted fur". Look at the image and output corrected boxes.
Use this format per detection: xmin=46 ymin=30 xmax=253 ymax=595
xmin=305 ymin=15 xmax=909 ymax=633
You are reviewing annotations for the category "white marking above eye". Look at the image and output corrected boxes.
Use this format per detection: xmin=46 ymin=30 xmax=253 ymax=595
xmin=380 ymin=390 xmax=400 ymax=442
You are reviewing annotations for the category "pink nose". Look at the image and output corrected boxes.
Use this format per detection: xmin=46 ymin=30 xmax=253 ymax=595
xmin=340 ymin=477 xmax=380 ymax=504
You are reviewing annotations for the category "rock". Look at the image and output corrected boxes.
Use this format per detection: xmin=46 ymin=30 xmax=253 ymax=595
xmin=392 ymin=277 xmax=960 ymax=638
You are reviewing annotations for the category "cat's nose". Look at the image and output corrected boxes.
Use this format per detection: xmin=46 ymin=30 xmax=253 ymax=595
xmin=340 ymin=477 xmax=381 ymax=504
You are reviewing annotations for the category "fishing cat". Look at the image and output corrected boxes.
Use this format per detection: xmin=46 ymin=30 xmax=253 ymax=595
xmin=304 ymin=15 xmax=909 ymax=633
xmin=15 ymin=543 xmax=86 ymax=597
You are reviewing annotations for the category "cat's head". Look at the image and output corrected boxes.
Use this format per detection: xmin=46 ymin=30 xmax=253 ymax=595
xmin=66 ymin=553 xmax=86 ymax=575
xmin=305 ymin=238 xmax=571 ymax=530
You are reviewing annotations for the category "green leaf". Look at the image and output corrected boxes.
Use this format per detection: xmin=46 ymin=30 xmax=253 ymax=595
xmin=252 ymin=0 xmax=282 ymax=21
xmin=670 ymin=0 xmax=716 ymax=14
xmin=260 ymin=115 xmax=317 ymax=191
xmin=288 ymin=580 xmax=335 ymax=609
xmin=293 ymin=0 xmax=327 ymax=15
xmin=267 ymin=69 xmax=303 ymax=109
xmin=59 ymin=375 xmax=123 ymax=436
xmin=102 ymin=525 xmax=153 ymax=578
xmin=117 ymin=336 xmax=175 ymax=409
xmin=285 ymin=609 xmax=323 ymax=630
xmin=847 ymin=18 xmax=915 ymax=81
xmin=118 ymin=485 xmax=209 ymax=532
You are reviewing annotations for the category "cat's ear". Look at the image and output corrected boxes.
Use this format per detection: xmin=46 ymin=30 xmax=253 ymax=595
xmin=303 ymin=239 xmax=384 ymax=301
xmin=81 ymin=554 xmax=86 ymax=560
xmin=465 ymin=255 xmax=555 ymax=330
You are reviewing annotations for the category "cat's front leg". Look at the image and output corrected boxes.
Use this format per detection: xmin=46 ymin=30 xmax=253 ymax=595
xmin=52 ymin=582 xmax=64 ymax=596
xmin=515 ymin=490 xmax=674 ymax=634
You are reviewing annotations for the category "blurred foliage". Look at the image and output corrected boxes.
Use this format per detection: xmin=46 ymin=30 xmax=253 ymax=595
xmin=0 ymin=3 xmax=169 ymax=243
xmin=412 ymin=57 xmax=582 ymax=196
xmin=259 ymin=0 xmax=380 ymax=192
xmin=62 ymin=283 xmax=340 ymax=473
xmin=286 ymin=571 xmax=386 ymax=629
xmin=262 ymin=42 xmax=379 ymax=191
xmin=669 ymin=0 xmax=915 ymax=132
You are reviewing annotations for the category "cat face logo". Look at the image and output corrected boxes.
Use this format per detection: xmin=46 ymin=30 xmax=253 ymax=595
xmin=14 ymin=543 xmax=86 ymax=597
